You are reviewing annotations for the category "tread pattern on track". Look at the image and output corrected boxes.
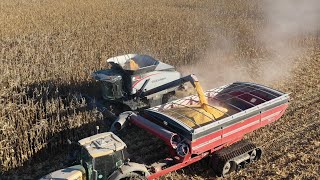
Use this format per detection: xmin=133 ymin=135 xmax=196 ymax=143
xmin=211 ymin=140 xmax=256 ymax=176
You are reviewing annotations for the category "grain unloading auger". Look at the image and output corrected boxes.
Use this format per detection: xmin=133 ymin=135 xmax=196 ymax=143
xmin=41 ymin=75 xmax=289 ymax=180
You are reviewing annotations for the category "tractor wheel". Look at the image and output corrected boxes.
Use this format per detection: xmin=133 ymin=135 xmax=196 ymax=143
xmin=121 ymin=172 xmax=147 ymax=180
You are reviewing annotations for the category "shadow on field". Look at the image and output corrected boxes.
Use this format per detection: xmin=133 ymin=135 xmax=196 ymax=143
xmin=1 ymin=80 xmax=114 ymax=179
xmin=13 ymin=79 xmax=115 ymax=123
xmin=23 ymin=79 xmax=102 ymax=108
xmin=1 ymin=119 xmax=108 ymax=180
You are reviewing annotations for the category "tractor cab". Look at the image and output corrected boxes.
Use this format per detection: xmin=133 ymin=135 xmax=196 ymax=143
xmin=78 ymin=132 xmax=128 ymax=180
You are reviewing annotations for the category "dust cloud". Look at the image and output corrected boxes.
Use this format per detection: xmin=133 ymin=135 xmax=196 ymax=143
xmin=258 ymin=0 xmax=320 ymax=83
xmin=180 ymin=0 xmax=320 ymax=90
xmin=179 ymin=35 xmax=253 ymax=90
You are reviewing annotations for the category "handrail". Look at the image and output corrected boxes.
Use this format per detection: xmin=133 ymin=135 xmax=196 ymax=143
xmin=165 ymin=109 xmax=201 ymax=128
xmin=170 ymin=102 xmax=216 ymax=121
xmin=175 ymin=98 xmax=231 ymax=117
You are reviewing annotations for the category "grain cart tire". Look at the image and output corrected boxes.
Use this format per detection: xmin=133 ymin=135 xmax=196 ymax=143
xmin=212 ymin=157 xmax=236 ymax=177
xmin=222 ymin=161 xmax=236 ymax=176
xmin=211 ymin=140 xmax=257 ymax=177
xmin=251 ymin=148 xmax=263 ymax=161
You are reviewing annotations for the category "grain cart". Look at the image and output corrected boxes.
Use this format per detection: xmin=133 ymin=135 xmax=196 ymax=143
xmin=40 ymin=75 xmax=289 ymax=179
xmin=92 ymin=54 xmax=182 ymax=114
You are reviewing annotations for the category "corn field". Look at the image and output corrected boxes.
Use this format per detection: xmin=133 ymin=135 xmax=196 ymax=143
xmin=1 ymin=0 xmax=319 ymax=179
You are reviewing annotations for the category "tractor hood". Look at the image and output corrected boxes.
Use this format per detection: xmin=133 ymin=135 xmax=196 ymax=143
xmin=39 ymin=165 xmax=85 ymax=180
xmin=79 ymin=132 xmax=126 ymax=158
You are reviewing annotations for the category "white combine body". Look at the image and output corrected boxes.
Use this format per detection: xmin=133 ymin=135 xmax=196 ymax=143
xmin=92 ymin=54 xmax=181 ymax=112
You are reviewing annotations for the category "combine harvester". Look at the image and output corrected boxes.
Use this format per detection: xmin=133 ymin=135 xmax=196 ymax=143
xmin=91 ymin=54 xmax=182 ymax=115
xmin=41 ymin=75 xmax=289 ymax=180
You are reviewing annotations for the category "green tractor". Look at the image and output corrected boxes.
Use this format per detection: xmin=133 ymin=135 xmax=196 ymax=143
xmin=40 ymin=132 xmax=149 ymax=180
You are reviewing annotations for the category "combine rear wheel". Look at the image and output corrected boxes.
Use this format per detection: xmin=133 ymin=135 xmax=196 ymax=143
xmin=211 ymin=140 xmax=262 ymax=177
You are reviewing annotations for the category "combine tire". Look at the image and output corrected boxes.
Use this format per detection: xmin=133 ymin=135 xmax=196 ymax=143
xmin=211 ymin=140 xmax=262 ymax=177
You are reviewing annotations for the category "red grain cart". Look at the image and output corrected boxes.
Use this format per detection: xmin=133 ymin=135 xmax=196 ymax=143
xmin=112 ymin=82 xmax=289 ymax=178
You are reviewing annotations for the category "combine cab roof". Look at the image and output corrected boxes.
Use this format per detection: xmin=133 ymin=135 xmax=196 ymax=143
xmin=145 ymin=82 xmax=289 ymax=140
xmin=107 ymin=54 xmax=175 ymax=74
